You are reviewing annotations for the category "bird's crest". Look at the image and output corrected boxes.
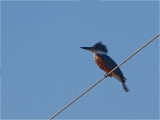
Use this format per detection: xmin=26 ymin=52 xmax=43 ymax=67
xmin=92 ymin=41 xmax=108 ymax=53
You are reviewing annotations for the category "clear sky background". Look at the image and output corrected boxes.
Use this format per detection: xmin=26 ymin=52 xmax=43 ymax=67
xmin=1 ymin=0 xmax=159 ymax=119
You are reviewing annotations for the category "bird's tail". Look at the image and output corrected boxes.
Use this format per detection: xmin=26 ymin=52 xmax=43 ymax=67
xmin=112 ymin=73 xmax=129 ymax=92
xmin=122 ymin=83 xmax=129 ymax=93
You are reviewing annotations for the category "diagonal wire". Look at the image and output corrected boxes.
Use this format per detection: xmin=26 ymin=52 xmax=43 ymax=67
xmin=49 ymin=33 xmax=160 ymax=120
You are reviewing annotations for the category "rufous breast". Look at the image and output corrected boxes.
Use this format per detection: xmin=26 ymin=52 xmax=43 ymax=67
xmin=94 ymin=54 xmax=112 ymax=76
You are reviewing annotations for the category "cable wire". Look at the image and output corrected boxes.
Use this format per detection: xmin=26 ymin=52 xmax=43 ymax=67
xmin=49 ymin=33 xmax=160 ymax=120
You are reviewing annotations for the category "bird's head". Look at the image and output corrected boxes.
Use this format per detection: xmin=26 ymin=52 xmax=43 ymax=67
xmin=80 ymin=42 xmax=108 ymax=54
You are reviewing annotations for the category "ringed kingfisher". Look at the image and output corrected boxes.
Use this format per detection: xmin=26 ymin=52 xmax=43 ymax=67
xmin=80 ymin=42 xmax=129 ymax=92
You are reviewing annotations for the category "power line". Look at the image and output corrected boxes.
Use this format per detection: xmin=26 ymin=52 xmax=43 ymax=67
xmin=49 ymin=33 xmax=160 ymax=120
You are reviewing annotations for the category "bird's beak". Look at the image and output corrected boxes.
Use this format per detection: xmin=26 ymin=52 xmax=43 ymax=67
xmin=80 ymin=47 xmax=94 ymax=51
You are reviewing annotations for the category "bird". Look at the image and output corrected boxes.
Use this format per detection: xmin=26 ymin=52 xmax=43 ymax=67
xmin=80 ymin=42 xmax=129 ymax=92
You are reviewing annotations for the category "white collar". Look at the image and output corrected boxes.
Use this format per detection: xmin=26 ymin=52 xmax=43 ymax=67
xmin=94 ymin=50 xmax=106 ymax=55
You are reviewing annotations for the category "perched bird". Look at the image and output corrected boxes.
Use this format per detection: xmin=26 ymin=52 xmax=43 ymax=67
xmin=80 ymin=42 xmax=129 ymax=92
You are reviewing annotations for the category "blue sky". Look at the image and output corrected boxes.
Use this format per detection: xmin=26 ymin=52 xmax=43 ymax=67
xmin=1 ymin=0 xmax=159 ymax=119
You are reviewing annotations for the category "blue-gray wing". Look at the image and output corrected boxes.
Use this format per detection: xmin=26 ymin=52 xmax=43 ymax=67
xmin=97 ymin=54 xmax=126 ymax=82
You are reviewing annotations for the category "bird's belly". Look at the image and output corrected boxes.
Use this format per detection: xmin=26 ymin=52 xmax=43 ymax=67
xmin=94 ymin=55 xmax=112 ymax=76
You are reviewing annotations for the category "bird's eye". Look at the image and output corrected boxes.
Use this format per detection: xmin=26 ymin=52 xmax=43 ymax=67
xmin=95 ymin=46 xmax=99 ymax=49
